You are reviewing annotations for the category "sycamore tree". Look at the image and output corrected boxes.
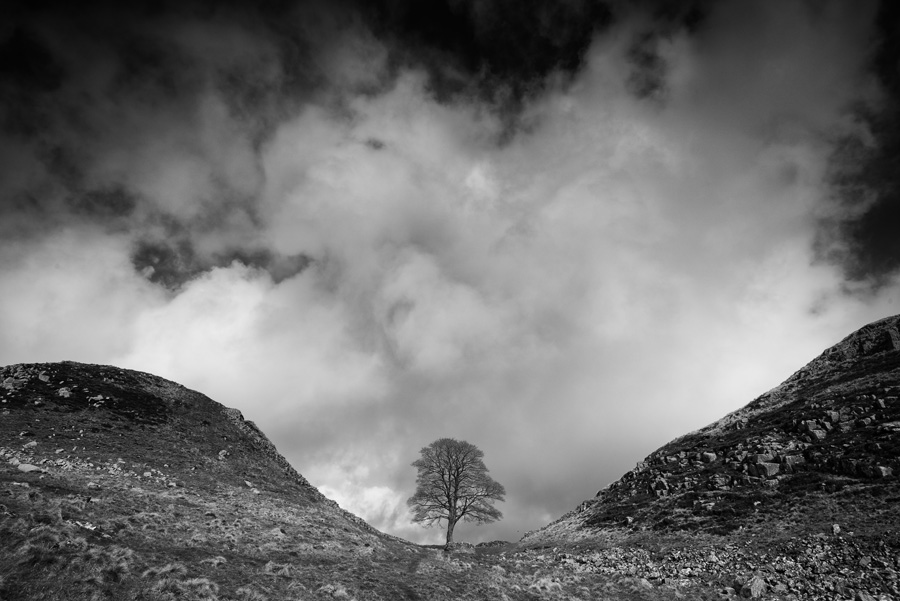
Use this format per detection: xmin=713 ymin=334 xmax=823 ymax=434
xmin=407 ymin=438 xmax=505 ymax=545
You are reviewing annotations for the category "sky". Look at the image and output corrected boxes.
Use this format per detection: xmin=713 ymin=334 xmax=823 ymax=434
xmin=2 ymin=0 xmax=900 ymax=544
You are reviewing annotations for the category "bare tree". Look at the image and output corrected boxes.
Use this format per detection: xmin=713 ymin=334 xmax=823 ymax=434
xmin=407 ymin=438 xmax=505 ymax=545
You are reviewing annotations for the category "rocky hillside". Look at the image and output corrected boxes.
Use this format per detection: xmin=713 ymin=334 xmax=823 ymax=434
xmin=519 ymin=315 xmax=900 ymax=598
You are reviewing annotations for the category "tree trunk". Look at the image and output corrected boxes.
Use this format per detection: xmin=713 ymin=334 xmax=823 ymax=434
xmin=445 ymin=517 xmax=456 ymax=545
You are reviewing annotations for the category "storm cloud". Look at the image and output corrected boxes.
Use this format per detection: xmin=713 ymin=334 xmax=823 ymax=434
xmin=2 ymin=0 xmax=899 ymax=543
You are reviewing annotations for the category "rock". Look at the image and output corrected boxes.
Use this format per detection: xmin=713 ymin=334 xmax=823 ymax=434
xmin=23 ymin=441 xmax=37 ymax=449
xmin=218 ymin=449 xmax=229 ymax=460
xmin=701 ymin=452 xmax=717 ymax=463
xmin=750 ymin=463 xmax=780 ymax=478
xmin=57 ymin=387 xmax=71 ymax=398
xmin=444 ymin=542 xmax=475 ymax=554
xmin=17 ymin=464 xmax=42 ymax=473
xmin=832 ymin=524 xmax=841 ymax=535
xmin=87 ymin=482 xmax=100 ymax=490
xmin=782 ymin=455 xmax=805 ymax=469
xmin=748 ymin=454 xmax=773 ymax=464
xmin=38 ymin=372 xmax=50 ymax=382
xmin=740 ymin=576 xmax=766 ymax=598
xmin=710 ymin=474 xmax=731 ymax=489
xmin=874 ymin=466 xmax=893 ymax=478
xmin=809 ymin=429 xmax=827 ymax=441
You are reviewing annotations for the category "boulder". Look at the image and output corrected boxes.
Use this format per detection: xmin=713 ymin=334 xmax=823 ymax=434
xmin=740 ymin=575 xmax=766 ymax=598
xmin=701 ymin=452 xmax=717 ymax=463
xmin=17 ymin=464 xmax=42 ymax=473
xmin=748 ymin=454 xmax=773 ymax=464
xmin=710 ymin=474 xmax=731 ymax=489
xmin=750 ymin=463 xmax=779 ymax=478
xmin=781 ymin=455 xmax=805 ymax=468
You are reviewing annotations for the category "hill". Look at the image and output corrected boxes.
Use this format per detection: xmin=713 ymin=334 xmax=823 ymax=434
xmin=3 ymin=313 xmax=900 ymax=600
xmin=520 ymin=314 xmax=900 ymax=598
xmin=1 ymin=361 xmax=701 ymax=601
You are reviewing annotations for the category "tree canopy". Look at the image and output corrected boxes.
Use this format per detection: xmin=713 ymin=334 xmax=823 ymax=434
xmin=407 ymin=438 xmax=505 ymax=545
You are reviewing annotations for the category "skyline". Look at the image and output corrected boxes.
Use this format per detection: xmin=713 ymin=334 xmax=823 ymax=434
xmin=2 ymin=0 xmax=900 ymax=543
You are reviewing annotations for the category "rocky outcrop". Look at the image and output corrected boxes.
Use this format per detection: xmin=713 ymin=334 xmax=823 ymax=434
xmin=221 ymin=406 xmax=318 ymax=492
xmin=524 ymin=314 xmax=900 ymax=539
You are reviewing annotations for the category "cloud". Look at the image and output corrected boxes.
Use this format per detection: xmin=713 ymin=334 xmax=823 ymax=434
xmin=2 ymin=0 xmax=900 ymax=545
xmin=0 ymin=228 xmax=164 ymax=365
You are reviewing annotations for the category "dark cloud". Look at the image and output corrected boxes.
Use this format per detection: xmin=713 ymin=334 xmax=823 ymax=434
xmin=355 ymin=0 xmax=613 ymax=103
xmin=625 ymin=31 xmax=668 ymax=101
xmin=132 ymin=233 xmax=312 ymax=289
xmin=0 ymin=27 xmax=65 ymax=94
xmin=73 ymin=187 xmax=138 ymax=220
xmin=818 ymin=1 xmax=900 ymax=286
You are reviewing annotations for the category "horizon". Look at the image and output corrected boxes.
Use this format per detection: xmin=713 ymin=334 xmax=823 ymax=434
xmin=2 ymin=0 xmax=900 ymax=544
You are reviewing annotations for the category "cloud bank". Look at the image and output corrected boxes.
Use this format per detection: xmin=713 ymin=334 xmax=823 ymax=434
xmin=1 ymin=0 xmax=899 ymax=543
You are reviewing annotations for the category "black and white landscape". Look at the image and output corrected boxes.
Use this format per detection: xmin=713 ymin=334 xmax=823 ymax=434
xmin=2 ymin=0 xmax=899 ymax=572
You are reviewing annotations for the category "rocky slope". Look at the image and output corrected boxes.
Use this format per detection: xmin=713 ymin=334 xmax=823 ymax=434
xmin=519 ymin=314 xmax=900 ymax=599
